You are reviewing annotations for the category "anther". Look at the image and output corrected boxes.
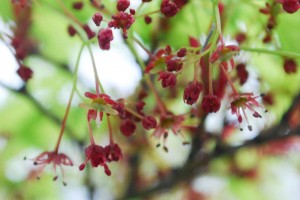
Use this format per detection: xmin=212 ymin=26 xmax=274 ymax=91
xmin=163 ymin=146 xmax=168 ymax=153
xmin=248 ymin=125 xmax=253 ymax=131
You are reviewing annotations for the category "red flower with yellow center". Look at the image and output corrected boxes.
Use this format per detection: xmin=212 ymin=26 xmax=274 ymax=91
xmin=28 ymin=151 xmax=73 ymax=185
xmin=80 ymin=92 xmax=118 ymax=126
xmin=230 ymin=93 xmax=265 ymax=131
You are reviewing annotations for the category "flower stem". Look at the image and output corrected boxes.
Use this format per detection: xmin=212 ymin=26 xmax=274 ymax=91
xmin=241 ymin=47 xmax=300 ymax=59
xmin=133 ymin=36 xmax=152 ymax=57
xmin=87 ymin=120 xmax=95 ymax=145
xmin=86 ymin=44 xmax=105 ymax=94
xmin=135 ymin=9 xmax=160 ymax=18
xmin=213 ymin=1 xmax=222 ymax=34
xmin=127 ymin=32 xmax=168 ymax=116
xmin=54 ymin=43 xmax=85 ymax=153
xmin=107 ymin=115 xmax=114 ymax=144
xmin=144 ymin=76 xmax=168 ymax=116
xmin=220 ymin=63 xmax=238 ymax=94
xmin=56 ymin=0 xmax=83 ymax=26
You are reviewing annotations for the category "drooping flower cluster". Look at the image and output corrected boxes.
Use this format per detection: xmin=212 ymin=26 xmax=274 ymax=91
xmin=79 ymin=143 xmax=122 ymax=176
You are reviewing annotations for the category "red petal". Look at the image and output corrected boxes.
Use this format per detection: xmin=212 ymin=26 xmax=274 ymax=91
xmin=85 ymin=92 xmax=98 ymax=99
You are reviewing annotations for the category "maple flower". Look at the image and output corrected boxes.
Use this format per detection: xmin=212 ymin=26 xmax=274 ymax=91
xmin=108 ymin=11 xmax=135 ymax=39
xmin=183 ymin=81 xmax=203 ymax=105
xmin=28 ymin=151 xmax=73 ymax=184
xmin=151 ymin=113 xmax=186 ymax=152
xmin=158 ymin=71 xmax=177 ymax=88
xmin=104 ymin=143 xmax=123 ymax=162
xmin=160 ymin=0 xmax=179 ymax=18
xmin=201 ymin=94 xmax=221 ymax=113
xmin=98 ymin=28 xmax=114 ymax=50
xmin=79 ymin=92 xmax=118 ymax=126
xmin=79 ymin=144 xmax=111 ymax=176
xmin=230 ymin=93 xmax=265 ymax=131
xmin=120 ymin=119 xmax=136 ymax=137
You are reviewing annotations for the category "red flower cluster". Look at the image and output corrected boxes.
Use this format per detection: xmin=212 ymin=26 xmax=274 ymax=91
xmin=108 ymin=11 xmax=135 ymax=39
xmin=160 ymin=0 xmax=179 ymax=18
xmin=79 ymin=143 xmax=122 ymax=176
xmin=98 ymin=28 xmax=114 ymax=50
xmin=158 ymin=72 xmax=177 ymax=88
xmin=183 ymin=81 xmax=203 ymax=105
xmin=201 ymin=94 xmax=221 ymax=113
xmin=114 ymin=96 xmax=157 ymax=137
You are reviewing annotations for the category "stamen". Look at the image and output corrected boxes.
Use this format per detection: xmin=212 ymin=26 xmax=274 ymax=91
xmin=253 ymin=112 xmax=262 ymax=118
xmin=163 ymin=132 xmax=168 ymax=139
xmin=248 ymin=125 xmax=253 ymax=131
xmin=53 ymin=176 xmax=58 ymax=181
xmin=163 ymin=146 xmax=168 ymax=152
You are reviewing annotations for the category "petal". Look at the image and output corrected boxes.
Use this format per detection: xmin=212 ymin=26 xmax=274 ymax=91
xmin=85 ymin=92 xmax=98 ymax=99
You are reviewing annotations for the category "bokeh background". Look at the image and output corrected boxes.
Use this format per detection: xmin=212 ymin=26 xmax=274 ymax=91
xmin=1 ymin=0 xmax=300 ymax=200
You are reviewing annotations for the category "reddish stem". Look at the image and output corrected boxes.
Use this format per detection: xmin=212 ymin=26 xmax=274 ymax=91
xmin=87 ymin=120 xmax=96 ymax=145
xmin=220 ymin=63 xmax=238 ymax=94
xmin=107 ymin=115 xmax=114 ymax=144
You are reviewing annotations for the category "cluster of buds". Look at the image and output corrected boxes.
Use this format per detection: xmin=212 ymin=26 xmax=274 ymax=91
xmin=10 ymin=2 xmax=35 ymax=81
